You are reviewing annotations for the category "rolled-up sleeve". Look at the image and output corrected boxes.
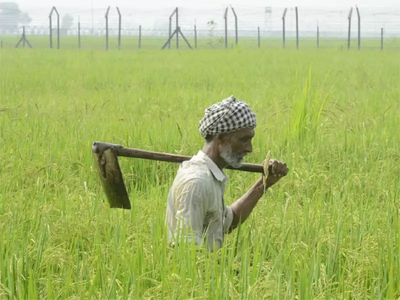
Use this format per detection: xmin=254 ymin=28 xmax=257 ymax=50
xmin=173 ymin=178 xmax=209 ymax=246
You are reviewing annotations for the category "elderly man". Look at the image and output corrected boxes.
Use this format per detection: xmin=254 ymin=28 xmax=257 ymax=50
xmin=165 ymin=95 xmax=289 ymax=251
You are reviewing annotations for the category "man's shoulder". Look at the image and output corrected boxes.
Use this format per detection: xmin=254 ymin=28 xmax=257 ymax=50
xmin=173 ymin=157 xmax=214 ymax=186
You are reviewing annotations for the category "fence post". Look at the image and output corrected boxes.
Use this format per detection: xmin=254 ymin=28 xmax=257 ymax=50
xmin=15 ymin=26 xmax=32 ymax=48
xmin=49 ymin=7 xmax=60 ymax=49
xmin=165 ymin=8 xmax=179 ymax=50
xmin=282 ymin=8 xmax=287 ymax=49
xmin=168 ymin=13 xmax=172 ymax=49
xmin=78 ymin=19 xmax=81 ymax=49
xmin=22 ymin=26 xmax=26 ymax=48
xmin=356 ymin=6 xmax=360 ymax=50
xmin=176 ymin=7 xmax=179 ymax=49
xmin=139 ymin=25 xmax=142 ymax=49
xmin=224 ymin=7 xmax=228 ymax=49
xmin=117 ymin=7 xmax=122 ymax=50
xmin=348 ymin=7 xmax=353 ymax=50
xmin=381 ymin=27 xmax=383 ymax=50
xmin=194 ymin=24 xmax=197 ymax=49
xmin=105 ymin=6 xmax=110 ymax=51
xmin=57 ymin=12 xmax=60 ymax=48
xmin=231 ymin=6 xmax=238 ymax=45
xmin=258 ymin=27 xmax=260 ymax=48
xmin=295 ymin=7 xmax=299 ymax=50
xmin=49 ymin=16 xmax=52 ymax=48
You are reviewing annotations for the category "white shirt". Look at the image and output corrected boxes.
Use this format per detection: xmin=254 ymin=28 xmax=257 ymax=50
xmin=165 ymin=150 xmax=234 ymax=251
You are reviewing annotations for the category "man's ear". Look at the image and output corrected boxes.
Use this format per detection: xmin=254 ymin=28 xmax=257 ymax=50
xmin=217 ymin=133 xmax=230 ymax=143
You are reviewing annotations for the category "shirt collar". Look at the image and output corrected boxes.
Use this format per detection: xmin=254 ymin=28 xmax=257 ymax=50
xmin=196 ymin=150 xmax=228 ymax=183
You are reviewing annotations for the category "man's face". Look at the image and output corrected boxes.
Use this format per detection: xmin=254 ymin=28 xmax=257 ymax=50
xmin=218 ymin=128 xmax=255 ymax=168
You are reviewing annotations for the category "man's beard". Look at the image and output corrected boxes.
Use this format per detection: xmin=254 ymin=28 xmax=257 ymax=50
xmin=220 ymin=144 xmax=244 ymax=168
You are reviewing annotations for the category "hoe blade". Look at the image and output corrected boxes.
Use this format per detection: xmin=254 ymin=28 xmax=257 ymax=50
xmin=92 ymin=145 xmax=131 ymax=209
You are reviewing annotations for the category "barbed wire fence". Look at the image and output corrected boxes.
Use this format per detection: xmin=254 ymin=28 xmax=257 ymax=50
xmin=0 ymin=5 xmax=399 ymax=50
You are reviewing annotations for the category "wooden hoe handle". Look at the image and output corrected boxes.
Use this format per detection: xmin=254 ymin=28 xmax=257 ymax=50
xmin=92 ymin=141 xmax=264 ymax=173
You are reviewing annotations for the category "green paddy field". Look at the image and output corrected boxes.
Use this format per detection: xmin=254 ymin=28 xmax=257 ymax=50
xmin=0 ymin=44 xmax=399 ymax=299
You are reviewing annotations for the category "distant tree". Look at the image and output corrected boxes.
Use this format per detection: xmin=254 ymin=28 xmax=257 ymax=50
xmin=0 ymin=2 xmax=21 ymax=31
xmin=0 ymin=2 xmax=31 ymax=31
xmin=61 ymin=14 xmax=74 ymax=30
xmin=207 ymin=20 xmax=223 ymax=48
xmin=207 ymin=20 xmax=216 ymax=37
xmin=19 ymin=12 xmax=32 ymax=26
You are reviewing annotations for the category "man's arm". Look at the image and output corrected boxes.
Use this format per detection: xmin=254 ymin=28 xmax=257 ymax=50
xmin=228 ymin=177 xmax=264 ymax=230
xmin=228 ymin=159 xmax=289 ymax=231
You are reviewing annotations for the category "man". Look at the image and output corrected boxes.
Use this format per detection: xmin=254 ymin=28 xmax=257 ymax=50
xmin=165 ymin=95 xmax=289 ymax=251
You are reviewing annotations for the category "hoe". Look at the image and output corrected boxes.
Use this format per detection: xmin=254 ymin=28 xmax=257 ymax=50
xmin=92 ymin=141 xmax=268 ymax=210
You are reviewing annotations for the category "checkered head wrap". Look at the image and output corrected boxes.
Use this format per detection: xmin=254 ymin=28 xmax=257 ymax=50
xmin=198 ymin=95 xmax=257 ymax=138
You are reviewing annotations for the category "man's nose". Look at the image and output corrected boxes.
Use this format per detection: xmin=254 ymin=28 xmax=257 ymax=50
xmin=245 ymin=142 xmax=253 ymax=153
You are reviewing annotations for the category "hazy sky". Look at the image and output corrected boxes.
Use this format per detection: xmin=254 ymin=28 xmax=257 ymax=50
xmin=13 ymin=0 xmax=400 ymax=9
xmin=9 ymin=0 xmax=399 ymax=34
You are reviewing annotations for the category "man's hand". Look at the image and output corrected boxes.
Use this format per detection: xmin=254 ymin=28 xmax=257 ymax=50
xmin=265 ymin=159 xmax=289 ymax=188
xmin=229 ymin=158 xmax=289 ymax=231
